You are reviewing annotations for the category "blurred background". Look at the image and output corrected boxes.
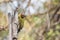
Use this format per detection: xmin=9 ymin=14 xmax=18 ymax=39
xmin=0 ymin=0 xmax=60 ymax=40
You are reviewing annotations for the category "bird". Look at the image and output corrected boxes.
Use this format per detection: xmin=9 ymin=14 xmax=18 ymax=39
xmin=18 ymin=13 xmax=26 ymax=33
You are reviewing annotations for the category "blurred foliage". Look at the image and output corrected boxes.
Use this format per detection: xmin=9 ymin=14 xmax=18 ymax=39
xmin=0 ymin=30 xmax=8 ymax=40
xmin=18 ymin=14 xmax=47 ymax=40
xmin=16 ymin=9 xmax=60 ymax=40
xmin=0 ymin=10 xmax=8 ymax=27
xmin=0 ymin=10 xmax=8 ymax=40
xmin=44 ymin=24 xmax=60 ymax=40
xmin=53 ymin=0 xmax=60 ymax=5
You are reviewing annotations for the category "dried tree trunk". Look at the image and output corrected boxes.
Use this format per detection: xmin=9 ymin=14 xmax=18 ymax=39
xmin=12 ymin=11 xmax=18 ymax=40
xmin=8 ymin=13 xmax=13 ymax=40
xmin=8 ymin=11 xmax=18 ymax=40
